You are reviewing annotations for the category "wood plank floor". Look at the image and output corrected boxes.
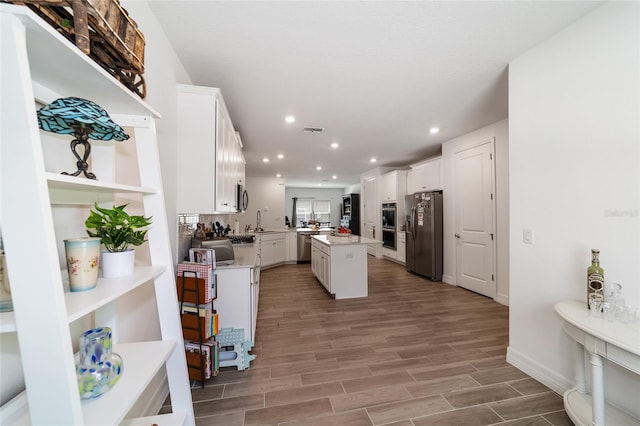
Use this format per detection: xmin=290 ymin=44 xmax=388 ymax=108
xmin=165 ymin=257 xmax=572 ymax=426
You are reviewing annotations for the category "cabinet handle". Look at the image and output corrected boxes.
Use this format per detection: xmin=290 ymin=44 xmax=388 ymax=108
xmin=455 ymin=234 xmax=460 ymax=239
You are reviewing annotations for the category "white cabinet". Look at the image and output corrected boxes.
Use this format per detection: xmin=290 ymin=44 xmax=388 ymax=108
xmin=0 ymin=5 xmax=193 ymax=424
xmin=382 ymin=170 xmax=407 ymax=202
xmin=311 ymin=236 xmax=372 ymax=299
xmin=215 ymin=266 xmax=259 ymax=344
xmin=408 ymin=157 xmax=443 ymax=194
xmin=257 ymin=232 xmax=286 ymax=269
xmin=177 ymin=84 xmax=245 ymax=213
xmin=397 ymin=232 xmax=406 ymax=264
xmin=285 ymin=231 xmax=297 ymax=263
xmin=311 ymin=238 xmax=331 ymax=293
xmin=381 ymin=247 xmax=397 ymax=260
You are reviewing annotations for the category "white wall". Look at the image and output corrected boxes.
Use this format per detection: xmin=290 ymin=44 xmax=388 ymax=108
xmin=122 ymin=1 xmax=193 ymax=264
xmin=229 ymin=176 xmax=286 ymax=231
xmin=441 ymin=119 xmax=509 ymax=304
xmin=508 ymin=1 xmax=639 ymax=417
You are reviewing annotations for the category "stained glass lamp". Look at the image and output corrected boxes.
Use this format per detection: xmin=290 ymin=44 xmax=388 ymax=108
xmin=37 ymin=97 xmax=129 ymax=180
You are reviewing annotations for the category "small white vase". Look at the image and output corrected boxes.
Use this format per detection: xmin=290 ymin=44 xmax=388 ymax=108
xmin=101 ymin=249 xmax=135 ymax=278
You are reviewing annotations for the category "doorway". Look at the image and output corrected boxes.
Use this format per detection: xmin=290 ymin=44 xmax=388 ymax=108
xmin=454 ymin=141 xmax=496 ymax=299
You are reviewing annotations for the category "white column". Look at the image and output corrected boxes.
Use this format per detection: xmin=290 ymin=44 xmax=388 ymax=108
xmin=589 ymin=352 xmax=605 ymax=426
xmin=574 ymin=340 xmax=587 ymax=393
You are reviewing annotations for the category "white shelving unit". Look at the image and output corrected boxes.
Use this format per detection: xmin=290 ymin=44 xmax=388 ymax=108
xmin=0 ymin=4 xmax=194 ymax=425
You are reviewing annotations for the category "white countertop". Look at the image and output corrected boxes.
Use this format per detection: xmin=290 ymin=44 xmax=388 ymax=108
xmin=555 ymin=300 xmax=639 ymax=356
xmin=312 ymin=234 xmax=380 ymax=246
xmin=216 ymin=244 xmax=259 ymax=269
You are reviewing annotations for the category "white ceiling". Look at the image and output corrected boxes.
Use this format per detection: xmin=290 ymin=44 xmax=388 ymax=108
xmin=148 ymin=1 xmax=602 ymax=188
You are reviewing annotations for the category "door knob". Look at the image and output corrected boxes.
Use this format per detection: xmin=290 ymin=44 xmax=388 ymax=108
xmin=454 ymin=234 xmax=460 ymax=239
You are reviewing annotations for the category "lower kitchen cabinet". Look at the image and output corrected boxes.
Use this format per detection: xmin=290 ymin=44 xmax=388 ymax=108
xmin=311 ymin=239 xmax=331 ymax=293
xmin=214 ymin=266 xmax=260 ymax=344
xmin=258 ymin=232 xmax=286 ymax=269
xmin=285 ymin=231 xmax=297 ymax=263
xmin=311 ymin=235 xmax=378 ymax=299
xmin=397 ymin=232 xmax=406 ymax=264
xmin=381 ymin=247 xmax=397 ymax=260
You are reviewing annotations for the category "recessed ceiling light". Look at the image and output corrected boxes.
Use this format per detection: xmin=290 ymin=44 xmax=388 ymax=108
xmin=277 ymin=154 xmax=284 ymax=159
xmin=316 ymin=166 xmax=322 ymax=171
xmin=276 ymin=173 xmax=281 ymax=178
xmin=429 ymin=127 xmax=439 ymax=134
xmin=262 ymin=158 xmax=270 ymax=163
xmin=370 ymin=158 xmax=377 ymax=163
xmin=285 ymin=115 xmax=295 ymax=123
xmin=332 ymin=175 xmax=337 ymax=179
xmin=331 ymin=142 xmax=339 ymax=149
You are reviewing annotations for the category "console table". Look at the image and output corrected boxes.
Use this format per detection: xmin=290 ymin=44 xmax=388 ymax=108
xmin=555 ymin=301 xmax=640 ymax=426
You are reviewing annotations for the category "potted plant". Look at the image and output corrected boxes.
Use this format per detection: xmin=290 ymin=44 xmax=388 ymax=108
xmin=85 ymin=202 xmax=152 ymax=278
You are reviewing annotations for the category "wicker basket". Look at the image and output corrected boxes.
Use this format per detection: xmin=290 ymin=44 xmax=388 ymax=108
xmin=5 ymin=0 xmax=146 ymax=98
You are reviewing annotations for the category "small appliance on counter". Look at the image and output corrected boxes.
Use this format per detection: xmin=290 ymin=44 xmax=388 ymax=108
xmin=192 ymin=238 xmax=235 ymax=265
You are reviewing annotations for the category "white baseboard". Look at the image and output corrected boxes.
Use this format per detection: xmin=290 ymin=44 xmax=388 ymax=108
xmin=442 ymin=274 xmax=455 ymax=285
xmin=495 ymin=292 xmax=509 ymax=306
xmin=506 ymin=346 xmax=572 ymax=395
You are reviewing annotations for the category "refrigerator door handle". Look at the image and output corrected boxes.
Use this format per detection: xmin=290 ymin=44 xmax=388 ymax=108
xmin=411 ymin=206 xmax=418 ymax=240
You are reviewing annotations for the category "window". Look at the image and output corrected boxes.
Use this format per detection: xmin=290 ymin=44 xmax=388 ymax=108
xmin=296 ymin=200 xmax=331 ymax=225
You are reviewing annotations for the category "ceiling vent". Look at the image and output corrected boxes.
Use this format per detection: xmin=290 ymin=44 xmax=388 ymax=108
xmin=302 ymin=127 xmax=324 ymax=133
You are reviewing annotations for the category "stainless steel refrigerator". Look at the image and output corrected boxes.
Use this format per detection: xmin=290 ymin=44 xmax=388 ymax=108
xmin=405 ymin=191 xmax=443 ymax=281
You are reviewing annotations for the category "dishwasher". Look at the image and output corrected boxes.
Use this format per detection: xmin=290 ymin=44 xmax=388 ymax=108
xmin=296 ymin=231 xmax=319 ymax=262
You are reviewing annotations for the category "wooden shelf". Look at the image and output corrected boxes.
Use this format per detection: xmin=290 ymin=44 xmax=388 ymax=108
xmin=0 ymin=266 xmax=167 ymax=333
xmin=47 ymin=173 xmax=158 ymax=205
xmin=2 ymin=4 xmax=159 ymax=117
xmin=121 ymin=412 xmax=188 ymax=426
xmin=564 ymin=389 xmax=640 ymax=426
xmin=82 ymin=341 xmax=176 ymax=425
xmin=47 ymin=173 xmax=157 ymax=194
xmin=2 ymin=341 xmax=181 ymax=425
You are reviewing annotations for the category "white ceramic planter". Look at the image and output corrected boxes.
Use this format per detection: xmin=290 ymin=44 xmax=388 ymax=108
xmin=101 ymin=249 xmax=135 ymax=278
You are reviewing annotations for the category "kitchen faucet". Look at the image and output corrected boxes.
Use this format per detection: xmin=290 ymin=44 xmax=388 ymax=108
xmin=255 ymin=209 xmax=263 ymax=232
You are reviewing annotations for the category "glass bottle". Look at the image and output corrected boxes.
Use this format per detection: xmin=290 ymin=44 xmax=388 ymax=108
xmin=587 ymin=249 xmax=604 ymax=309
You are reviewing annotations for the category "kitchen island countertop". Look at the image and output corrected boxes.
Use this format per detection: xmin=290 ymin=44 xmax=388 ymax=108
xmin=312 ymin=234 xmax=380 ymax=246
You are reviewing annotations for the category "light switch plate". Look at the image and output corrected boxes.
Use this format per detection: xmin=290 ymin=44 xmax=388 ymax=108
xmin=523 ymin=228 xmax=534 ymax=244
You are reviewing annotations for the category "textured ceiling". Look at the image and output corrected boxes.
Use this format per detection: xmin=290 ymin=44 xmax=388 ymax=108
xmin=148 ymin=1 xmax=602 ymax=188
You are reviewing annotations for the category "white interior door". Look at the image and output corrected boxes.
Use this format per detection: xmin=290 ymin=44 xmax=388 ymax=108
xmin=454 ymin=142 xmax=496 ymax=298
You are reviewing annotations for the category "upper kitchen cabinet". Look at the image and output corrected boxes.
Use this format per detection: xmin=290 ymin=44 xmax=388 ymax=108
xmin=177 ymin=84 xmax=245 ymax=213
xmin=382 ymin=170 xmax=407 ymax=202
xmin=407 ymin=156 xmax=443 ymax=194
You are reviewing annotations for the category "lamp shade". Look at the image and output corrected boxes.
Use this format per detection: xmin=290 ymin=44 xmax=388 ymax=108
xmin=37 ymin=97 xmax=129 ymax=141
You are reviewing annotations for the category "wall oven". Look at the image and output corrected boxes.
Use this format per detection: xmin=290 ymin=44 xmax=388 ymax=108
xmin=382 ymin=203 xmax=397 ymax=250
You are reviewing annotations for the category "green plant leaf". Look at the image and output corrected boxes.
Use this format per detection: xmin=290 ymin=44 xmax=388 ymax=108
xmin=85 ymin=202 xmax=153 ymax=252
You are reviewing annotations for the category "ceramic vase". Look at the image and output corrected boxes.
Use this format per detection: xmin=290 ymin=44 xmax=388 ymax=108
xmin=101 ymin=249 xmax=135 ymax=278
xmin=64 ymin=237 xmax=101 ymax=292
xmin=0 ymin=252 xmax=12 ymax=312
xmin=76 ymin=327 xmax=123 ymax=399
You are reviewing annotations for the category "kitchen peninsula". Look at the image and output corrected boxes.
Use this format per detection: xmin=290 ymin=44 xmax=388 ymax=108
xmin=311 ymin=234 xmax=380 ymax=299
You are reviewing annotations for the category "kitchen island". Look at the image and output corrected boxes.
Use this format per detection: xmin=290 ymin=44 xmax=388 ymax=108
xmin=311 ymin=234 xmax=380 ymax=299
